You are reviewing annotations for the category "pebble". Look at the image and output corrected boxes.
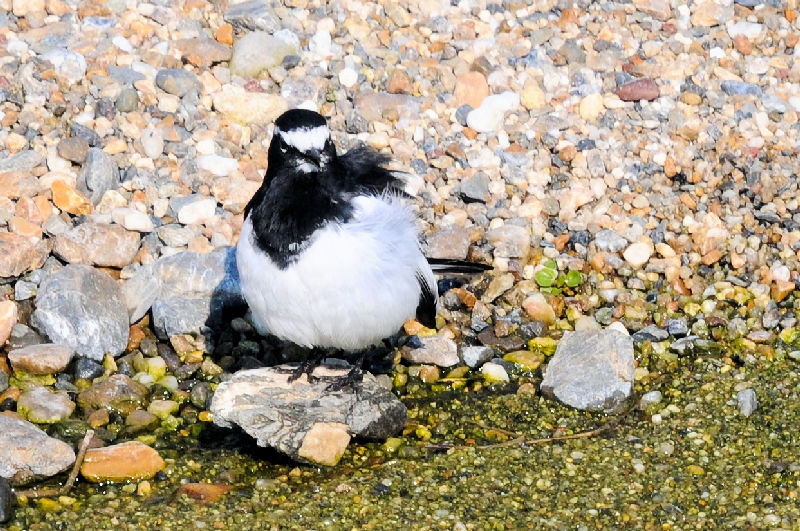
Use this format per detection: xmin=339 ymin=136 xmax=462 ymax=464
xmin=141 ymin=129 xmax=164 ymax=160
xmin=8 ymin=344 xmax=73 ymax=374
xmin=616 ymin=79 xmax=659 ymax=101
xmin=197 ymin=155 xmax=239 ymax=177
xmin=17 ymin=386 xmax=76 ymax=423
xmin=111 ymin=207 xmax=154 ymax=233
xmin=56 ymin=137 xmax=89 ymax=163
xmin=77 ymin=374 xmax=148 ymax=415
xmin=51 ymin=180 xmax=93 ymax=215
xmin=54 ymin=223 xmax=140 ymax=268
xmin=736 ymin=388 xmax=758 ymax=417
xmin=466 ymin=92 xmax=520 ymax=133
xmin=454 ymin=72 xmax=489 ymax=109
xmin=0 ymin=301 xmax=18 ymax=347
xmin=81 ymin=442 xmax=165 ymax=483
xmin=0 ymin=233 xmax=51 ymax=278
xmin=42 ymin=49 xmax=86 ymax=86
xmin=212 ymin=85 xmax=288 ymax=125
xmin=402 ymin=336 xmax=459 ymax=367
xmin=522 ymin=293 xmax=556 ymax=325
xmin=174 ymin=195 xmax=218 ymax=225
xmin=155 ymin=69 xmax=199 ymax=97
xmin=229 ymin=31 xmax=299 ymax=78
xmin=623 ymin=241 xmax=654 ymax=269
xmin=460 ymin=346 xmax=494 ymax=368
xmin=485 ymin=225 xmax=530 ymax=259
xmin=480 ymin=362 xmax=510 ymax=383
xmin=32 ymin=265 xmax=130 ymax=360
xmin=78 ymin=148 xmax=120 ymax=204
xmin=0 ymin=414 xmax=75 ymax=485
xmin=0 ymin=150 xmax=43 ymax=173
xmin=541 ymin=329 xmax=634 ymax=412
xmin=115 ymin=88 xmax=139 ymax=112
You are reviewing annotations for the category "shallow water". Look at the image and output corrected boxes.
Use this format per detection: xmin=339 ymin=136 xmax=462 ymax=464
xmin=6 ymin=346 xmax=799 ymax=530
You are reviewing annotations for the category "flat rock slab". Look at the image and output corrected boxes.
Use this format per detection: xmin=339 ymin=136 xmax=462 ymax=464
xmin=541 ymin=329 xmax=634 ymax=412
xmin=31 ymin=264 xmax=129 ymax=361
xmin=8 ymin=344 xmax=74 ymax=374
xmin=211 ymin=364 xmax=407 ymax=466
xmin=0 ymin=413 xmax=76 ymax=486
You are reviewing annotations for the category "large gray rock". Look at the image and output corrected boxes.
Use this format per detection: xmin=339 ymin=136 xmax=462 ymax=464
xmin=541 ymin=329 xmax=634 ymax=412
xmin=122 ymin=247 xmax=244 ymax=336
xmin=0 ymin=414 xmax=76 ymax=486
xmin=32 ymin=265 xmax=129 ymax=360
xmin=224 ymin=0 xmax=281 ymax=32
xmin=77 ymin=148 xmax=119 ymax=204
xmin=211 ymin=364 xmax=407 ymax=466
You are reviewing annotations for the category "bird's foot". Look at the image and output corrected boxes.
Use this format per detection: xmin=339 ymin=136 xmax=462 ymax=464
xmin=325 ymin=366 xmax=364 ymax=392
xmin=284 ymin=349 xmax=325 ymax=383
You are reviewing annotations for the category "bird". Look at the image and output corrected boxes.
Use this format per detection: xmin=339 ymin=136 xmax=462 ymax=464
xmin=236 ymin=108 xmax=488 ymax=387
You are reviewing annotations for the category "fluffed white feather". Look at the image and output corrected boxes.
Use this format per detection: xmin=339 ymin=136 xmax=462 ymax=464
xmin=275 ymin=125 xmax=330 ymax=153
xmin=236 ymin=195 xmax=434 ymax=350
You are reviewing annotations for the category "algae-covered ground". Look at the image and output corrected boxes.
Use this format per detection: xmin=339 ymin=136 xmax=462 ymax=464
xmin=7 ymin=346 xmax=799 ymax=530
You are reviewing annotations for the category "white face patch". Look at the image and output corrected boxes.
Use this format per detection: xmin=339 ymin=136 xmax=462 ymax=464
xmin=276 ymin=125 xmax=330 ymax=153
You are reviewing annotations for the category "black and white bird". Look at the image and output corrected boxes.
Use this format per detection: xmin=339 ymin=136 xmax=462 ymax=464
xmin=236 ymin=109 xmax=488 ymax=384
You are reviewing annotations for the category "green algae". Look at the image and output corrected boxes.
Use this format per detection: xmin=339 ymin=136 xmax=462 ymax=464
xmin=8 ymin=350 xmax=800 ymax=530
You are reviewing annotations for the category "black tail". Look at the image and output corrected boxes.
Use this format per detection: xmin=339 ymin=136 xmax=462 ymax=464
xmin=426 ymin=258 xmax=492 ymax=274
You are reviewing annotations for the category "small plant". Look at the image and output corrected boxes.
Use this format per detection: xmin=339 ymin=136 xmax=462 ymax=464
xmin=534 ymin=259 xmax=584 ymax=295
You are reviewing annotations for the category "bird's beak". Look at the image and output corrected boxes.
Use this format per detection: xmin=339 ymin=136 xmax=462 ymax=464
xmin=304 ymin=148 xmax=325 ymax=168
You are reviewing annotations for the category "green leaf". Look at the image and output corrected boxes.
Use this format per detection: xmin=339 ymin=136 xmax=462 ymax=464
xmin=565 ymin=270 xmax=583 ymax=287
xmin=535 ymin=267 xmax=557 ymax=287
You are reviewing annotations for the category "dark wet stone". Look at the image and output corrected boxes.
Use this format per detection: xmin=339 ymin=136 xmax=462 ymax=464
xmin=0 ymin=477 xmax=13 ymax=523
xmin=32 ymin=265 xmax=129 ymax=360
xmin=540 ymin=329 xmax=634 ymax=412
xmin=74 ymin=358 xmax=105 ymax=381
xmin=0 ymin=371 xmax=7 ymax=393
xmin=665 ymin=319 xmax=689 ymax=337
xmin=632 ymin=325 xmax=669 ymax=343
xmin=211 ymin=363 xmax=407 ymax=466
xmin=190 ymin=381 xmax=212 ymax=409
xmin=77 ymin=374 xmax=148 ymax=415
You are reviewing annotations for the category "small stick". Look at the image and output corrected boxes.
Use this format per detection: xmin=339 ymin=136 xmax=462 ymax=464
xmin=14 ymin=429 xmax=95 ymax=499
xmin=425 ymin=422 xmax=614 ymax=451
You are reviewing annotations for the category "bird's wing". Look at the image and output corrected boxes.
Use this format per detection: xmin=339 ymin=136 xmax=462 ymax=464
xmin=338 ymin=145 xmax=406 ymax=195
xmin=415 ymin=269 xmax=438 ymax=329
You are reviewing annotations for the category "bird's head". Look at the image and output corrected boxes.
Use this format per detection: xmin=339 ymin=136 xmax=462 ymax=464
xmin=268 ymin=109 xmax=336 ymax=175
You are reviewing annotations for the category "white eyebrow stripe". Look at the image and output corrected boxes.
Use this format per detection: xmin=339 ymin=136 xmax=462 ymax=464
xmin=277 ymin=125 xmax=330 ymax=152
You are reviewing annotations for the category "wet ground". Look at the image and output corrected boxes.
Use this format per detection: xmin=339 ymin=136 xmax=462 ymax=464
xmin=7 ymin=342 xmax=799 ymax=530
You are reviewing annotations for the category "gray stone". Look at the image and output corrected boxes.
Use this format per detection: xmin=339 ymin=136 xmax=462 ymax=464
xmin=155 ymin=247 xmax=243 ymax=303
xmin=485 ymin=225 xmax=530 ymax=259
xmin=224 ymin=0 xmax=281 ymax=32
xmin=152 ymin=297 xmax=214 ymax=339
xmin=0 ymin=150 xmax=43 ymax=173
xmin=461 ymin=345 xmax=495 ymax=368
xmin=631 ymin=325 xmax=669 ymax=343
xmin=116 ymin=87 xmax=139 ymax=112
xmin=541 ymin=329 xmax=634 ymax=412
xmin=0 ymin=371 xmax=7 ymax=393
xmin=402 ymin=336 xmax=459 ymax=367
xmin=737 ymin=388 xmax=758 ymax=417
xmin=720 ymin=81 xmax=762 ymax=97
xmin=121 ymin=264 xmax=160 ymax=324
xmin=594 ymin=229 xmax=628 ymax=253
xmin=32 ymin=264 xmax=129 ymax=360
xmin=17 ymin=386 xmax=76 ymax=423
xmin=0 ymin=414 xmax=75 ymax=486
xmin=211 ymin=364 xmax=407 ymax=466
xmin=70 ymin=123 xmax=101 ymax=147
xmin=155 ymin=68 xmax=199 ymax=97
xmin=459 ymin=172 xmax=490 ymax=202
xmin=666 ymin=319 xmax=689 ymax=337
xmin=77 ymin=148 xmax=120 ymax=204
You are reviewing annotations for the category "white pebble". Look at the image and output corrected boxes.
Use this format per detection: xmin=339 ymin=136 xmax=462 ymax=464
xmin=197 ymin=154 xmax=239 ymax=177
xmin=178 ymin=197 xmax=217 ymax=225
xmin=480 ymin=362 xmax=509 ymax=383
xmin=338 ymin=67 xmax=358 ymax=88
xmin=466 ymin=91 xmax=520 ymax=133
xmin=140 ymin=128 xmax=164 ymax=160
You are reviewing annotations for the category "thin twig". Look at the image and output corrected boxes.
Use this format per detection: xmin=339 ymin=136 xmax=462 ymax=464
xmin=14 ymin=429 xmax=95 ymax=499
xmin=425 ymin=422 xmax=615 ymax=451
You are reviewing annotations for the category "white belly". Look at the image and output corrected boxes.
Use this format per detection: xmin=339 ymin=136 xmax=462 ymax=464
xmin=236 ymin=195 xmax=434 ymax=350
